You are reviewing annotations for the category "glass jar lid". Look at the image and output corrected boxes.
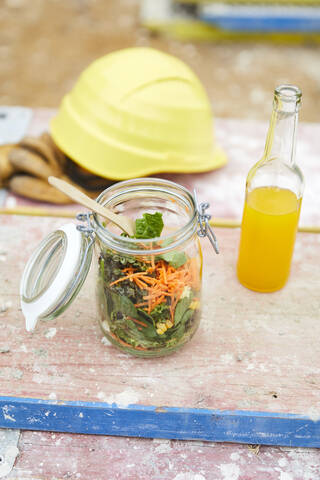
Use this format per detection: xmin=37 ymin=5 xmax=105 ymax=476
xmin=20 ymin=223 xmax=93 ymax=332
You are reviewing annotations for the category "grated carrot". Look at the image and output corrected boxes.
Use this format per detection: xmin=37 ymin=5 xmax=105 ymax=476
xmin=122 ymin=267 xmax=135 ymax=274
xmin=162 ymin=263 xmax=167 ymax=284
xmin=134 ymin=278 xmax=149 ymax=290
xmin=109 ymin=256 xmax=198 ymax=321
xmin=140 ymin=276 xmax=157 ymax=285
xmin=127 ymin=316 xmax=148 ymax=328
xmin=134 ymin=301 xmax=149 ymax=308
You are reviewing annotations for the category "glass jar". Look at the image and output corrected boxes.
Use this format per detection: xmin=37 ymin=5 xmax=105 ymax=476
xmin=93 ymin=178 xmax=202 ymax=357
xmin=20 ymin=178 xmax=218 ymax=357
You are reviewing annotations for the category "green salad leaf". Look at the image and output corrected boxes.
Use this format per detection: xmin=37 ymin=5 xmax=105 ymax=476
xmin=157 ymin=251 xmax=187 ymax=269
xmin=107 ymin=289 xmax=138 ymax=319
xmin=135 ymin=212 xmax=164 ymax=239
xmin=174 ymin=294 xmax=193 ymax=326
xmin=98 ymin=211 xmax=199 ymax=353
xmin=150 ymin=303 xmax=170 ymax=325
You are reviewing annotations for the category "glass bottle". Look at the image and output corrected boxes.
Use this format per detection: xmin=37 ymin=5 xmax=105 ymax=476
xmin=237 ymin=85 xmax=304 ymax=292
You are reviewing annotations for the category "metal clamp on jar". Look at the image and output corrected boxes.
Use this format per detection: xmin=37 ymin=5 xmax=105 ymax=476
xmin=20 ymin=178 xmax=218 ymax=357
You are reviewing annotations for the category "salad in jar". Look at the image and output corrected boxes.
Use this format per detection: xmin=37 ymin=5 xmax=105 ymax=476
xmin=97 ymin=212 xmax=201 ymax=356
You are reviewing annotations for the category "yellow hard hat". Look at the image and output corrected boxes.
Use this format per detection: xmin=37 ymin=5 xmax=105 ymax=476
xmin=51 ymin=47 xmax=226 ymax=180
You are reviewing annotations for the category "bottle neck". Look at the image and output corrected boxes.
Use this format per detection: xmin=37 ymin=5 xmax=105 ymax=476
xmin=263 ymin=85 xmax=301 ymax=167
xmin=263 ymin=109 xmax=298 ymax=167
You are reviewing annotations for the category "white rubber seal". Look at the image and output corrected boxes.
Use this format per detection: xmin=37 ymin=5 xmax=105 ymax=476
xmin=21 ymin=223 xmax=82 ymax=332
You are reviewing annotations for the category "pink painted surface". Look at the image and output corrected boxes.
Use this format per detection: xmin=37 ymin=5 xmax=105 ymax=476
xmin=1 ymin=215 xmax=319 ymax=416
xmin=1 ymin=109 xmax=320 ymax=478
xmin=7 ymin=431 xmax=320 ymax=480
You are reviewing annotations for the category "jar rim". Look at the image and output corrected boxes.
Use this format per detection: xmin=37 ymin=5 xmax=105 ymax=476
xmin=91 ymin=177 xmax=198 ymax=255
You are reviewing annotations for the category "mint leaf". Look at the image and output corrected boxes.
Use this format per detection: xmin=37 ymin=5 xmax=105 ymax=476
xmin=135 ymin=212 xmax=164 ymax=239
xmin=174 ymin=294 xmax=193 ymax=325
xmin=107 ymin=289 xmax=138 ymax=318
xmin=158 ymin=251 xmax=187 ymax=269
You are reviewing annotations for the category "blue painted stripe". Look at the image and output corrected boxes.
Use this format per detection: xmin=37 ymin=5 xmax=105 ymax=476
xmin=201 ymin=16 xmax=320 ymax=32
xmin=0 ymin=396 xmax=319 ymax=447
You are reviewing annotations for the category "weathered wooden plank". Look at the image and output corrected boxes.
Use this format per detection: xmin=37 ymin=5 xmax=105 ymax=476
xmin=0 ymin=396 xmax=319 ymax=447
xmin=0 ymin=214 xmax=320 ymax=445
xmin=7 ymin=430 xmax=320 ymax=480
xmin=1 ymin=108 xmax=320 ymax=448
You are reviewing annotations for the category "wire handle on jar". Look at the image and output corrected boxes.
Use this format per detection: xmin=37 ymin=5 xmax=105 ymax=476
xmin=194 ymin=190 xmax=219 ymax=254
xmin=76 ymin=212 xmax=95 ymax=238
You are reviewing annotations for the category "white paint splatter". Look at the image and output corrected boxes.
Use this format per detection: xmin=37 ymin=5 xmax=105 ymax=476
xmin=280 ymin=473 xmax=293 ymax=480
xmin=173 ymin=474 xmax=206 ymax=480
xmin=307 ymin=407 xmax=320 ymax=422
xmin=2 ymin=406 xmax=16 ymax=422
xmin=3 ymin=412 xmax=16 ymax=422
xmin=45 ymin=327 xmax=57 ymax=339
xmin=278 ymin=458 xmax=288 ymax=468
xmin=97 ymin=388 xmax=140 ymax=406
xmin=49 ymin=392 xmax=57 ymax=400
xmin=79 ymin=412 xmax=83 ymax=418
xmin=219 ymin=464 xmax=240 ymax=480
xmin=220 ymin=353 xmax=234 ymax=365
xmin=0 ymin=446 xmax=19 ymax=477
xmin=32 ymin=374 xmax=47 ymax=384
xmin=12 ymin=369 xmax=23 ymax=379
xmin=230 ymin=452 xmax=240 ymax=461
xmin=155 ymin=442 xmax=172 ymax=454
xmin=259 ymin=364 xmax=269 ymax=372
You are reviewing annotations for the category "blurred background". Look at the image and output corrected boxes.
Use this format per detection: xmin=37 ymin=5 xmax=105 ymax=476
xmin=0 ymin=0 xmax=319 ymax=121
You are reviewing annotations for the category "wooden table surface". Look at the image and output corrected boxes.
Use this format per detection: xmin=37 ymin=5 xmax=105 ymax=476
xmin=0 ymin=108 xmax=319 ymax=478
